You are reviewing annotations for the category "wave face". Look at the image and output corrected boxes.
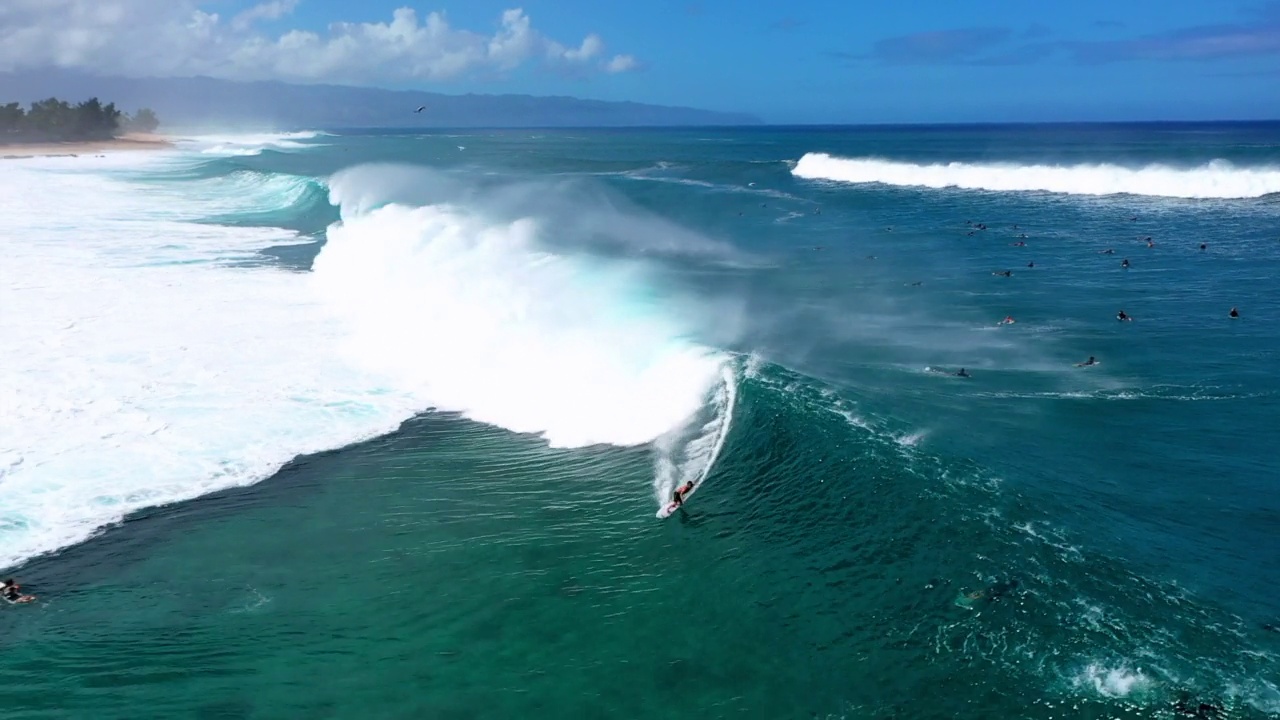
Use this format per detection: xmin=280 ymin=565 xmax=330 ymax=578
xmin=792 ymin=152 xmax=1280 ymax=198
xmin=0 ymin=150 xmax=731 ymax=569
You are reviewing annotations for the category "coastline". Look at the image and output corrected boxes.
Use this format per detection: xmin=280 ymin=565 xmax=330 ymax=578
xmin=0 ymin=132 xmax=174 ymax=159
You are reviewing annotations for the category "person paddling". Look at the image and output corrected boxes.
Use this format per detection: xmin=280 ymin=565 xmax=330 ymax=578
xmin=2 ymin=579 xmax=36 ymax=604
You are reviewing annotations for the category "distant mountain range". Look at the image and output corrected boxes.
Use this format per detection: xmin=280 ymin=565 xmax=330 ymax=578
xmin=0 ymin=70 xmax=759 ymax=129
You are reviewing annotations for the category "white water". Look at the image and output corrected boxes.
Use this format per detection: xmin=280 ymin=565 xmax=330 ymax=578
xmin=317 ymin=168 xmax=730 ymax=448
xmin=792 ymin=152 xmax=1280 ymax=199
xmin=0 ymin=148 xmax=728 ymax=569
xmin=179 ymin=131 xmax=331 ymax=157
xmin=652 ymin=364 xmax=738 ymax=514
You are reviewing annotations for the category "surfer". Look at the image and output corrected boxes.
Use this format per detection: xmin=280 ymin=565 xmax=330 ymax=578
xmin=1117 ymin=310 xmax=1131 ymax=322
xmin=1100 ymin=248 xmax=1115 ymax=254
xmin=1027 ymin=261 xmax=1035 ymax=268
xmin=1121 ymin=258 xmax=1130 ymax=269
xmin=1076 ymin=356 xmax=1098 ymax=367
xmin=999 ymin=316 xmax=1015 ymax=325
xmin=993 ymin=270 xmax=1012 ymax=277
xmin=954 ymin=368 xmax=971 ymax=378
xmin=1200 ymin=243 xmax=1207 ymax=251
xmin=1230 ymin=307 xmax=1239 ymax=318
xmin=671 ymin=481 xmax=694 ymax=509
xmin=2 ymin=579 xmax=35 ymax=604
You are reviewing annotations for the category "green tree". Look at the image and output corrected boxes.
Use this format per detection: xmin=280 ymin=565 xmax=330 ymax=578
xmin=24 ymin=97 xmax=74 ymax=139
xmin=0 ymin=102 xmax=24 ymax=137
xmin=0 ymin=96 xmax=136 ymax=143
xmin=127 ymin=107 xmax=160 ymax=133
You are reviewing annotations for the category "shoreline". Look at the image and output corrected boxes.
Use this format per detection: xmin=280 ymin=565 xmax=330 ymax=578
xmin=0 ymin=132 xmax=174 ymax=159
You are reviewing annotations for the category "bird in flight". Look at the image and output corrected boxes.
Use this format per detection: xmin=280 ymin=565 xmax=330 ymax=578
xmin=414 ymin=105 xmax=426 ymax=113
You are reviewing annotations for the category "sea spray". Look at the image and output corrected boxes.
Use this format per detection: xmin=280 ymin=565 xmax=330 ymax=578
xmin=313 ymin=176 xmax=732 ymax=448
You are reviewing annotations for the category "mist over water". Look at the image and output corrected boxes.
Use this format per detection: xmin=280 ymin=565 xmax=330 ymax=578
xmin=2 ymin=124 xmax=1278 ymax=719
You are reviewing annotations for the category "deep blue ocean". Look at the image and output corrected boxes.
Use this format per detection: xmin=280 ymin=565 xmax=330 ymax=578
xmin=1 ymin=124 xmax=1278 ymax=719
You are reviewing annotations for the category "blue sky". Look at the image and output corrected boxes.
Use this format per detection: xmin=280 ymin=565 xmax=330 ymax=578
xmin=234 ymin=0 xmax=1280 ymax=122
xmin=4 ymin=0 xmax=1280 ymax=122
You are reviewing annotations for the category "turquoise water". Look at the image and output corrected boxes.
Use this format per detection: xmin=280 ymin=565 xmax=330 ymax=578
xmin=2 ymin=125 xmax=1279 ymax=718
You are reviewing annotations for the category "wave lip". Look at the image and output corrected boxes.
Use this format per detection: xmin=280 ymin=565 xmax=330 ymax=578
xmin=792 ymin=152 xmax=1280 ymax=199
xmin=313 ymin=172 xmax=731 ymax=449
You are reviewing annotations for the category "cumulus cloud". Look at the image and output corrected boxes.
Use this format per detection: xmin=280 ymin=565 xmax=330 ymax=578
xmin=0 ymin=1 xmax=639 ymax=83
xmin=232 ymin=0 xmax=300 ymax=31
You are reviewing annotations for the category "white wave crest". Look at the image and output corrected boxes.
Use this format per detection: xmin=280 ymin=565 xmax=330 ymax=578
xmin=181 ymin=131 xmax=330 ymax=157
xmin=792 ymin=152 xmax=1280 ymax=199
xmin=0 ymin=154 xmax=730 ymax=569
xmin=315 ymin=173 xmax=730 ymax=448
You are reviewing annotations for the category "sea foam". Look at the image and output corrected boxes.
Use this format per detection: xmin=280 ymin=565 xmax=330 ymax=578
xmin=316 ymin=166 xmax=731 ymax=448
xmin=792 ymin=152 xmax=1280 ymax=199
xmin=0 ymin=150 xmax=729 ymax=569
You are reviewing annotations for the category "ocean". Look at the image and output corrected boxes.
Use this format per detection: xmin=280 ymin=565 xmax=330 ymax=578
xmin=1 ymin=124 xmax=1278 ymax=719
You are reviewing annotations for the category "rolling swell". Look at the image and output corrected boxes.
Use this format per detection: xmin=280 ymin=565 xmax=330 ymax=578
xmin=792 ymin=152 xmax=1280 ymax=199
xmin=710 ymin=360 xmax=1279 ymax=717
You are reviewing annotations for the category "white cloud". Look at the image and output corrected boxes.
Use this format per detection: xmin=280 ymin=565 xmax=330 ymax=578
xmin=0 ymin=1 xmax=641 ymax=83
xmin=232 ymin=0 xmax=300 ymax=32
xmin=605 ymin=54 xmax=640 ymax=73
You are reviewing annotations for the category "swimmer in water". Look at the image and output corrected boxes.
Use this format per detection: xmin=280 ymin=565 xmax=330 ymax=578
xmin=1100 ymin=248 xmax=1115 ymax=255
xmin=1011 ymin=241 xmax=1026 ymax=247
xmin=1229 ymin=307 xmax=1239 ymax=318
xmin=1076 ymin=356 xmax=1097 ymax=367
xmin=1200 ymin=243 xmax=1207 ymax=251
xmin=1117 ymin=310 xmax=1131 ymax=322
xmin=992 ymin=270 xmax=1012 ymax=277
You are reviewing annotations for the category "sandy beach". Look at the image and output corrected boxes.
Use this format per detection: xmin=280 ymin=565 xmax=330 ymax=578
xmin=1 ymin=132 xmax=174 ymax=159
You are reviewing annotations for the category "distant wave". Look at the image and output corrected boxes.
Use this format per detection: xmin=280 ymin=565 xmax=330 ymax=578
xmin=180 ymin=131 xmax=330 ymax=157
xmin=792 ymin=152 xmax=1280 ymax=199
